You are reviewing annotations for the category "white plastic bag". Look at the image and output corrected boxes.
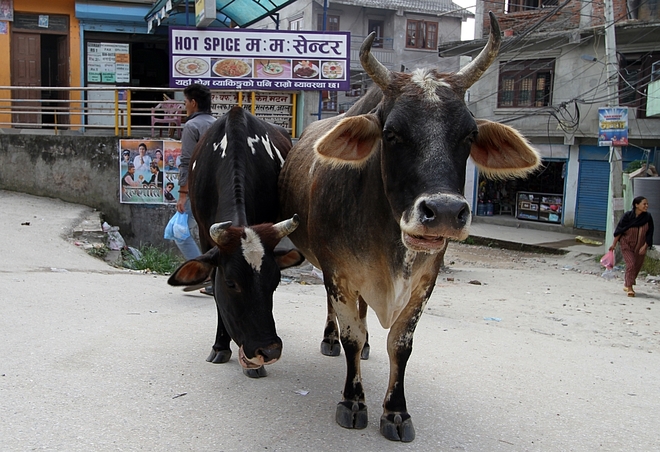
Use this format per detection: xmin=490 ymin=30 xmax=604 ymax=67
xmin=164 ymin=212 xmax=190 ymax=242
xmin=107 ymin=226 xmax=126 ymax=250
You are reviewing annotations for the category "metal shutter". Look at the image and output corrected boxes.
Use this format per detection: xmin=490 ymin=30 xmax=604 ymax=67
xmin=575 ymin=160 xmax=609 ymax=231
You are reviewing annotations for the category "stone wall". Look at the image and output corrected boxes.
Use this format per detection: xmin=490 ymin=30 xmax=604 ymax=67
xmin=0 ymin=132 xmax=175 ymax=248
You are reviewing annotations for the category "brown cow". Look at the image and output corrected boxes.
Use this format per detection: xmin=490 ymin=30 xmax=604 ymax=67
xmin=279 ymin=13 xmax=540 ymax=441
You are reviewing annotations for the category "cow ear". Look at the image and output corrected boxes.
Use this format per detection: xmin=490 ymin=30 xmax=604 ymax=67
xmin=167 ymin=249 xmax=217 ymax=287
xmin=471 ymin=119 xmax=541 ymax=179
xmin=314 ymin=114 xmax=381 ymax=167
xmin=274 ymin=248 xmax=305 ymax=269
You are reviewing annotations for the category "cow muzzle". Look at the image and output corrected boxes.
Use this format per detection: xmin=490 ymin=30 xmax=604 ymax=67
xmin=400 ymin=194 xmax=471 ymax=253
xmin=238 ymin=343 xmax=282 ymax=369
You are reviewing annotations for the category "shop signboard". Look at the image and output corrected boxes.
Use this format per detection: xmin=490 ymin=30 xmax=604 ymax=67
xmin=169 ymin=28 xmax=350 ymax=91
xmin=87 ymin=42 xmax=130 ymax=84
xmin=598 ymin=107 xmax=628 ymax=147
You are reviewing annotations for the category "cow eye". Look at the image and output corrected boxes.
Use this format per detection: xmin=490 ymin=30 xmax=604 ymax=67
xmin=225 ymin=279 xmax=241 ymax=292
xmin=465 ymin=130 xmax=478 ymax=145
xmin=382 ymin=129 xmax=398 ymax=143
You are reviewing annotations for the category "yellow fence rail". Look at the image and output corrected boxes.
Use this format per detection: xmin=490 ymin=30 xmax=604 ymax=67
xmin=0 ymin=86 xmax=297 ymax=138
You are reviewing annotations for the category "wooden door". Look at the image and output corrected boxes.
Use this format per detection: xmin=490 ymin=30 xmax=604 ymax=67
xmin=11 ymin=33 xmax=41 ymax=126
xmin=56 ymin=35 xmax=69 ymax=125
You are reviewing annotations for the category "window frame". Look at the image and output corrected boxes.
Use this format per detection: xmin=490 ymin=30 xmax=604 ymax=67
xmin=317 ymin=14 xmax=339 ymax=31
xmin=506 ymin=0 xmax=558 ymax=13
xmin=497 ymin=59 xmax=554 ymax=108
xmin=321 ymin=91 xmax=338 ymax=111
xmin=405 ymin=19 xmax=438 ymax=50
xmin=289 ymin=17 xmax=303 ymax=31
xmin=618 ymin=51 xmax=660 ymax=118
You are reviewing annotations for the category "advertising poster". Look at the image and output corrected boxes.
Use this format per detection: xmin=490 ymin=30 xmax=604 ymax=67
xmin=163 ymin=140 xmax=182 ymax=204
xmin=598 ymin=107 xmax=629 ymax=147
xmin=170 ymin=28 xmax=350 ymax=91
xmin=120 ymin=139 xmax=177 ymax=204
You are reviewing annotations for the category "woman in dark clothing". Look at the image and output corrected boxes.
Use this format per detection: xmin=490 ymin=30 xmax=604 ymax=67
xmin=610 ymin=196 xmax=654 ymax=297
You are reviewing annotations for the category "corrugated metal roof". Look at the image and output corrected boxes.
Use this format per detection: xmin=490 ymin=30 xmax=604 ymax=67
xmin=145 ymin=0 xmax=298 ymax=32
xmin=328 ymin=0 xmax=473 ymax=18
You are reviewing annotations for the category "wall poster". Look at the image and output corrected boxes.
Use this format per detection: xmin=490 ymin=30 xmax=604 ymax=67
xmin=88 ymin=42 xmax=130 ymax=84
xmin=119 ymin=139 xmax=181 ymax=204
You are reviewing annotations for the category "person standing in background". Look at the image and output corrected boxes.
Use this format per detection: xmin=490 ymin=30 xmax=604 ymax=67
xmin=610 ymin=196 xmax=654 ymax=297
xmin=174 ymin=84 xmax=216 ymax=277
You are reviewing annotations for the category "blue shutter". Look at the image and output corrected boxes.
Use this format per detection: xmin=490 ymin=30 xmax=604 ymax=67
xmin=575 ymin=160 xmax=609 ymax=231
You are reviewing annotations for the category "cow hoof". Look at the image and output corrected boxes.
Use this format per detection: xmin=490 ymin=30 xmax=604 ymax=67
xmin=206 ymin=349 xmax=232 ymax=364
xmin=336 ymin=401 xmax=368 ymax=429
xmin=360 ymin=343 xmax=370 ymax=360
xmin=320 ymin=339 xmax=341 ymax=357
xmin=379 ymin=413 xmax=415 ymax=442
xmin=243 ymin=366 xmax=267 ymax=378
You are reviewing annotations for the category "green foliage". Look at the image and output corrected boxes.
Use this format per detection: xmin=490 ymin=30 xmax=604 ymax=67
xmin=87 ymin=244 xmax=109 ymax=258
xmin=623 ymin=160 xmax=644 ymax=174
xmin=641 ymin=255 xmax=660 ymax=277
xmin=121 ymin=245 xmax=182 ymax=275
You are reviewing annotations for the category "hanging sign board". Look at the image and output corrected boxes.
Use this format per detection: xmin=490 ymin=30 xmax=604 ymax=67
xmin=195 ymin=0 xmax=215 ymax=28
xmin=169 ymin=28 xmax=350 ymax=91
xmin=598 ymin=107 xmax=628 ymax=147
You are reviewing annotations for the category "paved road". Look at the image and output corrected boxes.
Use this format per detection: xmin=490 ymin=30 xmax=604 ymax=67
xmin=1 ymin=190 xmax=658 ymax=451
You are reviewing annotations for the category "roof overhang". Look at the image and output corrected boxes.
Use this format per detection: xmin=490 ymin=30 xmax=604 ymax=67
xmin=145 ymin=0 xmax=299 ymax=33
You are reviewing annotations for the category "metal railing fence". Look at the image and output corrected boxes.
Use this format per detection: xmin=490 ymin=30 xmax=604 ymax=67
xmin=0 ymin=86 xmax=187 ymax=137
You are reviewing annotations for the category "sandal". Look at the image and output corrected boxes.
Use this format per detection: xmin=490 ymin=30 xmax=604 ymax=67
xmin=627 ymin=290 xmax=635 ymax=297
xmin=200 ymin=285 xmax=214 ymax=296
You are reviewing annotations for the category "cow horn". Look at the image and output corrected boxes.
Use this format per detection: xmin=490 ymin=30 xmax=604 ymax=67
xmin=273 ymin=214 xmax=300 ymax=240
xmin=209 ymin=221 xmax=232 ymax=245
xmin=456 ymin=11 xmax=502 ymax=89
xmin=359 ymin=32 xmax=392 ymax=90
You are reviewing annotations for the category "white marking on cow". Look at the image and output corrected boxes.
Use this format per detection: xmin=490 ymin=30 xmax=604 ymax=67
xmin=241 ymin=228 xmax=264 ymax=272
xmin=411 ymin=69 xmax=450 ymax=102
xmin=247 ymin=135 xmax=260 ymax=155
xmin=192 ymin=160 xmax=197 ymax=171
xmin=214 ymin=134 xmax=228 ymax=158
xmin=263 ymin=135 xmax=285 ymax=166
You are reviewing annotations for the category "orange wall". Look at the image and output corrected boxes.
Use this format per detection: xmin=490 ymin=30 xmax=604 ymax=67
xmin=0 ymin=0 xmax=81 ymax=127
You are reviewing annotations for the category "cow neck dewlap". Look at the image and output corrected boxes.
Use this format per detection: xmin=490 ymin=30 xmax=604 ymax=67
xmin=410 ymin=69 xmax=450 ymax=103
xmin=241 ymin=227 xmax=264 ymax=272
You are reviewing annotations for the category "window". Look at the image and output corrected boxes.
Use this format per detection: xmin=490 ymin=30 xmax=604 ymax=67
xmin=618 ymin=52 xmax=660 ymax=118
xmin=289 ymin=17 xmax=303 ymax=31
xmin=368 ymin=20 xmax=384 ymax=48
xmin=406 ymin=20 xmax=438 ymax=50
xmin=345 ymin=84 xmax=362 ymax=97
xmin=506 ymin=0 xmax=558 ymax=13
xmin=498 ymin=59 xmax=554 ymax=108
xmin=317 ymin=15 xmax=339 ymax=31
xmin=322 ymin=91 xmax=338 ymax=111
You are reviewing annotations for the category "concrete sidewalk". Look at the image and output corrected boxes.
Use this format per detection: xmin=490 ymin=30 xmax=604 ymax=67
xmin=469 ymin=215 xmax=607 ymax=256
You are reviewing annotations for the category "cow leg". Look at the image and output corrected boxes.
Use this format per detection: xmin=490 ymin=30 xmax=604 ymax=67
xmin=206 ymin=299 xmax=232 ymax=364
xmin=320 ymin=298 xmax=341 ymax=356
xmin=328 ymin=284 xmax=368 ymax=430
xmin=358 ymin=296 xmax=370 ymax=360
xmin=321 ymin=297 xmax=369 ymax=360
xmin=379 ymin=294 xmax=429 ymax=442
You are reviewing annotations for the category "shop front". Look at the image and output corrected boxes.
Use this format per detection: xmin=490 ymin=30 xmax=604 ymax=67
xmin=475 ymin=144 xmax=569 ymax=225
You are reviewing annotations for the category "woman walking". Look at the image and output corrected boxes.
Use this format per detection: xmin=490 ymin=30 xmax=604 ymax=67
xmin=610 ymin=196 xmax=654 ymax=297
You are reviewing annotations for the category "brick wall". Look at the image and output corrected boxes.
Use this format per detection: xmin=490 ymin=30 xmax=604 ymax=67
xmin=482 ymin=0 xmax=634 ymax=37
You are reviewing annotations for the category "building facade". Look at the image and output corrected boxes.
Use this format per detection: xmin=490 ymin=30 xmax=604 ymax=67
xmin=441 ymin=0 xmax=660 ymax=231
xmin=252 ymin=0 xmax=472 ymax=129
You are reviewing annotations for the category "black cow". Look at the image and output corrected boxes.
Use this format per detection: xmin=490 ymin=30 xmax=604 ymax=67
xmin=168 ymin=106 xmax=303 ymax=378
xmin=279 ymin=14 xmax=541 ymax=440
